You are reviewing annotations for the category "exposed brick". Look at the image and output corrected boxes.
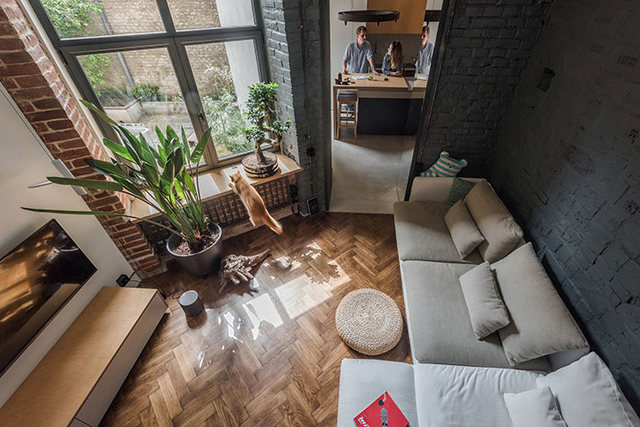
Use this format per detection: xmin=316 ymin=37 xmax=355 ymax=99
xmin=0 ymin=0 xmax=162 ymax=275
xmin=12 ymin=73 xmax=49 ymax=88
xmin=488 ymin=0 xmax=640 ymax=411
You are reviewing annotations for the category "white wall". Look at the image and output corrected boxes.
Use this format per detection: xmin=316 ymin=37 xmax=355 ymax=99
xmin=0 ymin=85 xmax=133 ymax=406
xmin=217 ymin=0 xmax=260 ymax=108
xmin=330 ymin=0 xmax=368 ymax=76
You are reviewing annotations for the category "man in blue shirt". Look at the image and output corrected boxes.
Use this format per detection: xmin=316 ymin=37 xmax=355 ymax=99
xmin=416 ymin=25 xmax=434 ymax=75
xmin=342 ymin=26 xmax=379 ymax=74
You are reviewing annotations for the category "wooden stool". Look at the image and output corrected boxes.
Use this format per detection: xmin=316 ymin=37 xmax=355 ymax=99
xmin=335 ymin=89 xmax=358 ymax=139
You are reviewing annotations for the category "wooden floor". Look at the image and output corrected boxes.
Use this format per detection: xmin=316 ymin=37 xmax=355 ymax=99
xmin=101 ymin=212 xmax=411 ymax=427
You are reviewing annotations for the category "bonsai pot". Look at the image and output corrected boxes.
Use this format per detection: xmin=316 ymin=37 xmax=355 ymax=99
xmin=166 ymin=223 xmax=223 ymax=276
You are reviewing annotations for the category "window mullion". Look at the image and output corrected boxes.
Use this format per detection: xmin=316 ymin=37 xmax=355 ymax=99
xmin=155 ymin=0 xmax=177 ymax=35
xmin=166 ymin=40 xmax=219 ymax=167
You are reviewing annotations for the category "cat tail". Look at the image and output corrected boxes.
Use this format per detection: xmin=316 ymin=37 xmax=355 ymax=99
xmin=264 ymin=213 xmax=283 ymax=235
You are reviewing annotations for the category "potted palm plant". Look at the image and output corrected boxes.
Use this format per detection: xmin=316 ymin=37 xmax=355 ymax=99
xmin=23 ymin=101 xmax=222 ymax=276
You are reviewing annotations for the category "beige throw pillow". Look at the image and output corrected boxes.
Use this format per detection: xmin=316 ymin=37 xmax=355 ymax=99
xmin=493 ymin=243 xmax=589 ymax=366
xmin=444 ymin=200 xmax=485 ymax=259
xmin=459 ymin=262 xmax=510 ymax=340
xmin=464 ymin=181 xmax=524 ymax=263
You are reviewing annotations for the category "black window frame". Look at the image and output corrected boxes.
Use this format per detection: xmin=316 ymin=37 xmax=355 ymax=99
xmin=29 ymin=0 xmax=270 ymax=169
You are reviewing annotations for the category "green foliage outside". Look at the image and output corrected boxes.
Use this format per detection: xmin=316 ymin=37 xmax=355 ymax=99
xmin=132 ymin=84 xmax=160 ymax=101
xmin=41 ymin=0 xmax=110 ymax=91
xmin=96 ymin=86 xmax=134 ymax=107
xmin=201 ymin=66 xmax=251 ymax=157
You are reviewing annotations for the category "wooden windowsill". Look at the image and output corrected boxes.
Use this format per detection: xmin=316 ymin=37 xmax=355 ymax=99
xmin=127 ymin=153 xmax=303 ymax=220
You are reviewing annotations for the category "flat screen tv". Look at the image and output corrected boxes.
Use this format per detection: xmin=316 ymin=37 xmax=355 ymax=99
xmin=0 ymin=219 xmax=96 ymax=374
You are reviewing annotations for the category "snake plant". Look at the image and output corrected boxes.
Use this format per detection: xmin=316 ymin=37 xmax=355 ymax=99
xmin=23 ymin=100 xmax=214 ymax=248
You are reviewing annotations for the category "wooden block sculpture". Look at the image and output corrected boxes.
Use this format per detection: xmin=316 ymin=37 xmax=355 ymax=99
xmin=219 ymin=250 xmax=270 ymax=293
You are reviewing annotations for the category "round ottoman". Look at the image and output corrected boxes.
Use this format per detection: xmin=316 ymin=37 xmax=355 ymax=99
xmin=335 ymin=289 xmax=403 ymax=355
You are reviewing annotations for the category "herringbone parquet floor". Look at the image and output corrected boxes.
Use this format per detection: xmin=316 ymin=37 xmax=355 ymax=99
xmin=101 ymin=212 xmax=411 ymax=426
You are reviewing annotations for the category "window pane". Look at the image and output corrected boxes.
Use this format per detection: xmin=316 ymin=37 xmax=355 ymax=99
xmin=166 ymin=0 xmax=254 ymax=30
xmin=77 ymin=48 xmax=199 ymax=162
xmin=185 ymin=40 xmax=261 ymax=159
xmin=41 ymin=0 xmax=164 ymax=39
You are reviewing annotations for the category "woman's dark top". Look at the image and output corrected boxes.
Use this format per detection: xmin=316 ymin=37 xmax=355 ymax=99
xmin=382 ymin=53 xmax=404 ymax=75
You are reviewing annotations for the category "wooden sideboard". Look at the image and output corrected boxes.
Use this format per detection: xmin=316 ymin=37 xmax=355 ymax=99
xmin=0 ymin=286 xmax=167 ymax=427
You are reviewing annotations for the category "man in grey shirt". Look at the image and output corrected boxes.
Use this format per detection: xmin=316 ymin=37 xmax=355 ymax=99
xmin=342 ymin=26 xmax=379 ymax=74
xmin=416 ymin=25 xmax=434 ymax=75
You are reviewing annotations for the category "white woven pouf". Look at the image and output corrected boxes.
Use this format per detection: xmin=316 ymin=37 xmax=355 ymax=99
xmin=335 ymin=288 xmax=403 ymax=355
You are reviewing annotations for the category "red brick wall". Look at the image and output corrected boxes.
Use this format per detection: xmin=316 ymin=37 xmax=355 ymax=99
xmin=0 ymin=0 xmax=165 ymax=277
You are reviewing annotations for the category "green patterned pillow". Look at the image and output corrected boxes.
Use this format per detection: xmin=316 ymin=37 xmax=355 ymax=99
xmin=446 ymin=178 xmax=476 ymax=205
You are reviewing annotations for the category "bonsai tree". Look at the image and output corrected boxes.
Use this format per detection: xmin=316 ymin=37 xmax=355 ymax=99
xmin=23 ymin=101 xmax=215 ymax=253
xmin=242 ymin=82 xmax=291 ymax=164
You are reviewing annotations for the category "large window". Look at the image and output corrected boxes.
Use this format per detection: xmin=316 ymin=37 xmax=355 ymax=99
xmin=30 ymin=0 xmax=267 ymax=168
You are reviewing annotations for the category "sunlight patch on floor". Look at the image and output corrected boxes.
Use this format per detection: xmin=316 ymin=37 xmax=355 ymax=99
xmin=242 ymin=293 xmax=283 ymax=340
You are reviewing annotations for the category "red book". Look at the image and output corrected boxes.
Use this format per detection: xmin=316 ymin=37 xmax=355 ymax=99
xmin=354 ymin=391 xmax=409 ymax=427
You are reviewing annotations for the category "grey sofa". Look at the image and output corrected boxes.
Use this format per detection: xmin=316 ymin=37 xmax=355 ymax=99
xmin=393 ymin=177 xmax=589 ymax=371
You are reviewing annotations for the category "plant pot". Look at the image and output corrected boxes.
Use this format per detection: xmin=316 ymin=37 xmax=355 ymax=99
xmin=166 ymin=223 xmax=223 ymax=276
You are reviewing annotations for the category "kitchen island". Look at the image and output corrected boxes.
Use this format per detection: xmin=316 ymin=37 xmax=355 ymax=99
xmin=333 ymin=73 xmax=427 ymax=136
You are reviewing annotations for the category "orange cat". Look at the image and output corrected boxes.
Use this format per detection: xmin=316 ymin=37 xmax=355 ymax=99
xmin=229 ymin=171 xmax=283 ymax=235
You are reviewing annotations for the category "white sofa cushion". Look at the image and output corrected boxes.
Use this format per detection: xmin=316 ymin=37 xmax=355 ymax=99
xmin=464 ymin=181 xmax=524 ymax=263
xmin=493 ymin=243 xmax=589 ymax=366
xmin=444 ymin=200 xmax=485 ymax=259
xmin=337 ymin=359 xmax=418 ymax=427
xmin=400 ymin=260 xmax=549 ymax=371
xmin=503 ymin=386 xmax=568 ymax=427
xmin=459 ymin=262 xmax=510 ymax=340
xmin=537 ymin=352 xmax=640 ymax=427
xmin=394 ymin=201 xmax=483 ymax=263
xmin=415 ymin=363 xmax=542 ymax=426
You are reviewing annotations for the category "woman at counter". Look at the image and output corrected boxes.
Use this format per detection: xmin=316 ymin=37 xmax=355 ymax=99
xmin=382 ymin=41 xmax=404 ymax=77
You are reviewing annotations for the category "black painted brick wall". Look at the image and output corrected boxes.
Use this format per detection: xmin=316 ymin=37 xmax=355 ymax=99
xmin=414 ymin=0 xmax=551 ymax=176
xmin=489 ymin=0 xmax=640 ymax=411
xmin=261 ymin=0 xmax=328 ymax=211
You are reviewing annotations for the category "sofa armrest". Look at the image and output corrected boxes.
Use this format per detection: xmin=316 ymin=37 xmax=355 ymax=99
xmin=409 ymin=177 xmax=486 ymax=202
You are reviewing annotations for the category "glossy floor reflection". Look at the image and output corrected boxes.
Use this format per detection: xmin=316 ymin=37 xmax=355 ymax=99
xmin=101 ymin=212 xmax=411 ymax=426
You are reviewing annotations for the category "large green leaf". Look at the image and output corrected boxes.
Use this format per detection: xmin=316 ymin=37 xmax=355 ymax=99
xmin=190 ymin=128 xmax=212 ymax=164
xmin=21 ymin=207 xmax=180 ymax=236
xmin=182 ymin=172 xmax=197 ymax=196
xmin=137 ymin=132 xmax=157 ymax=167
xmin=140 ymin=162 xmax=160 ymax=187
xmin=47 ymin=176 xmax=123 ymax=192
xmin=102 ymin=138 xmax=134 ymax=161
xmin=86 ymin=158 xmax=129 ymax=180
xmin=160 ymin=147 xmax=181 ymax=190
xmin=180 ymin=127 xmax=191 ymax=164
xmin=80 ymin=100 xmax=118 ymax=127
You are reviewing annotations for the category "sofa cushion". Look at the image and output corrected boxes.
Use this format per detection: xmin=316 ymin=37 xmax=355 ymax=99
xmin=464 ymin=181 xmax=524 ymax=263
xmin=493 ymin=243 xmax=589 ymax=366
xmin=444 ymin=200 xmax=485 ymax=259
xmin=537 ymin=352 xmax=640 ymax=427
xmin=400 ymin=260 xmax=549 ymax=371
xmin=415 ymin=363 xmax=542 ymax=427
xmin=504 ymin=386 xmax=568 ymax=427
xmin=393 ymin=201 xmax=483 ymax=264
xmin=459 ymin=262 xmax=510 ymax=340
